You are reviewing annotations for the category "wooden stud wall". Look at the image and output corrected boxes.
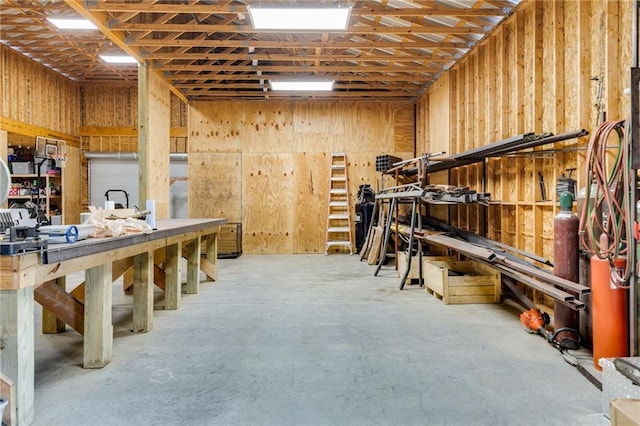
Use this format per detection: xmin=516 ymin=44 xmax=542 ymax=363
xmin=1 ymin=45 xmax=82 ymax=224
xmin=415 ymin=0 xmax=634 ymax=306
xmin=189 ymin=100 xmax=414 ymax=254
xmin=1 ymin=45 xmax=79 ymax=139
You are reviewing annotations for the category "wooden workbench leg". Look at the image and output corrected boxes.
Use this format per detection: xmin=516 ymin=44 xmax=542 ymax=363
xmin=164 ymin=242 xmax=181 ymax=310
xmin=42 ymin=276 xmax=66 ymax=334
xmin=133 ymin=251 xmax=154 ymax=332
xmin=203 ymin=232 xmax=218 ymax=281
xmin=185 ymin=238 xmax=201 ymax=294
xmin=0 ymin=287 xmax=35 ymax=425
xmin=84 ymin=263 xmax=113 ymax=369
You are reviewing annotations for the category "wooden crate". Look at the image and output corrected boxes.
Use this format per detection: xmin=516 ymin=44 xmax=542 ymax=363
xmin=396 ymin=251 xmax=453 ymax=279
xmin=423 ymin=259 xmax=501 ymax=304
xmin=218 ymin=222 xmax=242 ymax=258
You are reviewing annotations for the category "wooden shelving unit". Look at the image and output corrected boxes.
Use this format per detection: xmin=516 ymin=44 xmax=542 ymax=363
xmin=8 ymin=172 xmax=63 ymax=219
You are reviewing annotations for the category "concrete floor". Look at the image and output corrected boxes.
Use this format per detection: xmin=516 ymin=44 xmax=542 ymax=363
xmin=32 ymin=254 xmax=607 ymax=426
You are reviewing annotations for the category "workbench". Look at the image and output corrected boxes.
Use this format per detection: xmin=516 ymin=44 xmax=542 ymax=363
xmin=0 ymin=218 xmax=226 ymax=425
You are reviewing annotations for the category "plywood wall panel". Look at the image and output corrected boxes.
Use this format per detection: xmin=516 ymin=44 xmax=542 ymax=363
xmin=242 ymin=101 xmax=294 ymax=153
xmin=293 ymin=152 xmax=328 ymax=253
xmin=189 ymin=101 xmax=242 ymax=153
xmin=242 ymin=153 xmax=295 ymax=254
xmin=63 ymin=144 xmax=81 ymax=224
xmin=293 ymin=102 xmax=344 ymax=153
xmin=344 ymin=103 xmax=394 ymax=153
xmin=188 ymin=153 xmax=241 ymax=221
xmin=393 ymin=103 xmax=415 ymax=153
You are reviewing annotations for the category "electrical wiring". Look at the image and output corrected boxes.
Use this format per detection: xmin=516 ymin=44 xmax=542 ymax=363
xmin=578 ymin=119 xmax=633 ymax=286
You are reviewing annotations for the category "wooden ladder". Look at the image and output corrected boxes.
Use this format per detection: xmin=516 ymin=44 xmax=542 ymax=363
xmin=325 ymin=152 xmax=353 ymax=255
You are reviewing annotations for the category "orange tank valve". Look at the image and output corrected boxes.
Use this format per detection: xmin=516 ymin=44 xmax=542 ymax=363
xmin=520 ymin=308 xmax=548 ymax=332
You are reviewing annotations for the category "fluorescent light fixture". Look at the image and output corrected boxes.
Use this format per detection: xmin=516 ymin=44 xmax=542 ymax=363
xmin=47 ymin=18 xmax=97 ymax=30
xmin=270 ymin=80 xmax=334 ymax=91
xmin=248 ymin=6 xmax=351 ymax=30
xmin=99 ymin=54 xmax=138 ymax=64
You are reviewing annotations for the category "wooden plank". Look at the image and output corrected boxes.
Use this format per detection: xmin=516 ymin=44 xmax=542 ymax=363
xmin=200 ymin=258 xmax=216 ymax=282
xmin=84 ymin=263 xmax=113 ymax=369
xmin=39 ymin=277 xmax=71 ymax=334
xmin=34 ymin=279 xmax=84 ymax=335
xmin=185 ymin=237 xmax=201 ymax=294
xmin=133 ymin=251 xmax=154 ymax=333
xmin=0 ymin=373 xmax=16 ymax=426
xmin=0 ymin=287 xmax=34 ymax=425
xmin=164 ymin=242 xmax=181 ymax=310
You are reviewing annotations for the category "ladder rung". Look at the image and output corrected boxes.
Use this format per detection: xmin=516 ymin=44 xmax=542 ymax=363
xmin=331 ymin=165 xmax=346 ymax=169
xmin=331 ymin=177 xmax=347 ymax=181
xmin=328 ymin=227 xmax=351 ymax=233
xmin=329 ymin=201 xmax=348 ymax=207
xmin=328 ymin=214 xmax=349 ymax=220
xmin=327 ymin=241 xmax=352 ymax=246
xmin=330 ymin=189 xmax=348 ymax=194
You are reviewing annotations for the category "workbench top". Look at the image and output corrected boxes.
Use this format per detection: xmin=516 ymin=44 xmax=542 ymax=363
xmin=42 ymin=218 xmax=227 ymax=264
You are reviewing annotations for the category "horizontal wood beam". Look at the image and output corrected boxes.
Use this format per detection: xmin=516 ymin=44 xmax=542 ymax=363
xmin=125 ymin=39 xmax=468 ymax=49
xmin=166 ymin=73 xmax=435 ymax=82
xmin=156 ymin=64 xmax=443 ymax=73
xmin=79 ymin=126 xmax=187 ymax=138
xmin=111 ymin=23 xmax=486 ymax=35
xmin=0 ymin=116 xmax=79 ymax=144
xmin=91 ymin=3 xmax=506 ymax=17
xmin=143 ymin=52 xmax=455 ymax=62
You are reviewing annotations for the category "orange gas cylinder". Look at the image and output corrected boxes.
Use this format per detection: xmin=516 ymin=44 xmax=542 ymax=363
xmin=591 ymin=255 xmax=629 ymax=370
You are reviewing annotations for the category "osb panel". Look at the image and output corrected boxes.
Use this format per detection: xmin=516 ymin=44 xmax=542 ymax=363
xmin=80 ymin=84 xmax=136 ymax=127
xmin=242 ymin=153 xmax=295 ymax=254
xmin=293 ymin=102 xmax=344 ymax=153
xmin=393 ymin=102 xmax=415 ymax=153
xmin=344 ymin=103 xmax=394 ymax=153
xmin=241 ymin=101 xmax=294 ymax=153
xmin=1 ymin=45 xmax=79 ymax=137
xmin=170 ymin=93 xmax=187 ymax=128
xmin=415 ymin=96 xmax=428 ymax=154
xmin=188 ymin=152 xmax=241 ymax=221
xmin=293 ymin=152 xmax=328 ymax=253
xmin=188 ymin=101 xmax=241 ymax=153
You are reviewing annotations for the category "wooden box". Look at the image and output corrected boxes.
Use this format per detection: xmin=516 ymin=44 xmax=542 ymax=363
xmin=423 ymin=260 xmax=501 ymax=304
xmin=396 ymin=251 xmax=453 ymax=279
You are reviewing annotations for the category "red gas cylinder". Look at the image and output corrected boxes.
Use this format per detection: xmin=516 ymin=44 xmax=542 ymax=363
xmin=591 ymin=253 xmax=629 ymax=370
xmin=553 ymin=193 xmax=580 ymax=334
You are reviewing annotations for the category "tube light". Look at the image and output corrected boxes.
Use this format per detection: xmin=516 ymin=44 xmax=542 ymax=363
xmin=99 ymin=55 xmax=138 ymax=64
xmin=47 ymin=18 xmax=97 ymax=30
xmin=270 ymin=80 xmax=334 ymax=91
xmin=248 ymin=6 xmax=351 ymax=30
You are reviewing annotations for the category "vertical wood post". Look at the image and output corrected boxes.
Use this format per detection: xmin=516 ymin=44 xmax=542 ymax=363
xmin=164 ymin=243 xmax=182 ymax=310
xmin=84 ymin=263 xmax=113 ymax=369
xmin=133 ymin=251 xmax=154 ymax=332
xmin=205 ymin=233 xmax=218 ymax=281
xmin=0 ymin=287 xmax=34 ymax=425
xmin=185 ymin=238 xmax=201 ymax=294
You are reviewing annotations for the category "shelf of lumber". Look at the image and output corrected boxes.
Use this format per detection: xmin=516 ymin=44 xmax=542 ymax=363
xmin=0 ymin=218 xmax=225 ymax=426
